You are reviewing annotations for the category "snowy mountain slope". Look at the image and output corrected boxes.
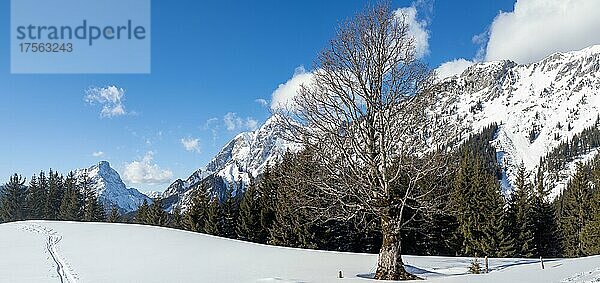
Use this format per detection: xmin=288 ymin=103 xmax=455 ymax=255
xmin=1 ymin=220 xmax=599 ymax=282
xmin=164 ymin=45 xmax=600 ymax=207
xmin=163 ymin=115 xmax=300 ymax=211
xmin=74 ymin=161 xmax=151 ymax=213
xmin=435 ymin=45 xmax=600 ymax=196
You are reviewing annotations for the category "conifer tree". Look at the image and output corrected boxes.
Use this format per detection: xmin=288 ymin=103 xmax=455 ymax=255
xmin=146 ymin=197 xmax=169 ymax=226
xmin=221 ymin=187 xmax=240 ymax=239
xmin=532 ymin=167 xmax=561 ymax=257
xmin=257 ymin=166 xmax=277 ymax=242
xmin=80 ymin=172 xmax=104 ymax=222
xmin=558 ymin=162 xmax=592 ymax=257
xmin=506 ymin=164 xmax=536 ymax=257
xmin=0 ymin=174 xmax=27 ymax=222
xmin=135 ymin=199 xmax=150 ymax=224
xmin=108 ymin=206 xmax=120 ymax=223
xmin=237 ymin=179 xmax=267 ymax=242
xmin=25 ymin=173 xmax=47 ymax=220
xmin=170 ymin=206 xmax=183 ymax=229
xmin=59 ymin=172 xmax=83 ymax=221
xmin=183 ymin=191 xmax=209 ymax=233
xmin=451 ymin=155 xmax=506 ymax=257
xmin=204 ymin=198 xmax=223 ymax=236
xmin=581 ymin=161 xmax=600 ymax=255
xmin=581 ymin=188 xmax=600 ymax=255
xmin=45 ymin=170 xmax=64 ymax=220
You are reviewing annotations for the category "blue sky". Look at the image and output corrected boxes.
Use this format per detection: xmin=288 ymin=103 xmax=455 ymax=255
xmin=2 ymin=0 xmax=599 ymax=192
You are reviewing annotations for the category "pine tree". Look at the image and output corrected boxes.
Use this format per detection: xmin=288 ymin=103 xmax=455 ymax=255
xmin=146 ymin=197 xmax=169 ymax=226
xmin=451 ymin=155 xmax=506 ymax=257
xmin=58 ymin=172 xmax=83 ymax=221
xmin=183 ymin=190 xmax=209 ymax=233
xmin=170 ymin=206 xmax=183 ymax=229
xmin=204 ymin=198 xmax=223 ymax=236
xmin=581 ymin=162 xmax=600 ymax=255
xmin=80 ymin=172 xmax=104 ymax=222
xmin=25 ymin=173 xmax=47 ymax=219
xmin=108 ymin=206 xmax=120 ymax=223
xmin=532 ymin=167 xmax=561 ymax=257
xmin=0 ymin=174 xmax=27 ymax=222
xmin=45 ymin=170 xmax=64 ymax=220
xmin=237 ymin=179 xmax=267 ymax=242
xmin=135 ymin=199 xmax=150 ymax=224
xmin=581 ymin=188 xmax=600 ymax=255
xmin=221 ymin=187 xmax=240 ymax=239
xmin=558 ymin=162 xmax=592 ymax=257
xmin=257 ymin=166 xmax=277 ymax=243
xmin=505 ymin=164 xmax=536 ymax=257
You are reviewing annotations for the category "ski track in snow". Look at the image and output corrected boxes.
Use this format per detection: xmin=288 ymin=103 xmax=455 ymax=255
xmin=561 ymin=267 xmax=600 ymax=283
xmin=19 ymin=223 xmax=78 ymax=283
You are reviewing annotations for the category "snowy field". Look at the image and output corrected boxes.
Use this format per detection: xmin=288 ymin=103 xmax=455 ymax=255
xmin=0 ymin=221 xmax=598 ymax=283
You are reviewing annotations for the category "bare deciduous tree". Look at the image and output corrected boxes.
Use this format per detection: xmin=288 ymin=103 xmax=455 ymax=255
xmin=277 ymin=3 xmax=454 ymax=280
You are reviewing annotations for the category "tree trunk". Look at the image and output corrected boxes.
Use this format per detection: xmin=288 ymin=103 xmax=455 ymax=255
xmin=374 ymin=214 xmax=419 ymax=280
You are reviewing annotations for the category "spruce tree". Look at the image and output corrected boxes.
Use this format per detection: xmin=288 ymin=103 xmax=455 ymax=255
xmin=581 ymin=161 xmax=600 ymax=255
xmin=183 ymin=191 xmax=209 ymax=233
xmin=146 ymin=197 xmax=169 ymax=226
xmin=532 ymin=167 xmax=561 ymax=257
xmin=221 ymin=187 xmax=240 ymax=239
xmin=257 ymin=167 xmax=277 ymax=243
xmin=58 ymin=172 xmax=83 ymax=221
xmin=25 ymin=173 xmax=47 ymax=219
xmin=558 ymin=162 xmax=592 ymax=257
xmin=45 ymin=170 xmax=64 ymax=220
xmin=108 ymin=206 xmax=120 ymax=223
xmin=170 ymin=206 xmax=183 ymax=229
xmin=80 ymin=172 xmax=104 ymax=222
xmin=581 ymin=188 xmax=600 ymax=255
xmin=237 ymin=179 xmax=267 ymax=242
xmin=451 ymin=155 xmax=506 ymax=257
xmin=135 ymin=199 xmax=150 ymax=224
xmin=506 ymin=164 xmax=536 ymax=257
xmin=204 ymin=198 xmax=223 ymax=236
xmin=0 ymin=174 xmax=27 ymax=222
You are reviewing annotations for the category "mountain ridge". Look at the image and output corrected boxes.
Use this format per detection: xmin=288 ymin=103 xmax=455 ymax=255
xmin=165 ymin=44 xmax=600 ymax=210
xmin=74 ymin=161 xmax=151 ymax=213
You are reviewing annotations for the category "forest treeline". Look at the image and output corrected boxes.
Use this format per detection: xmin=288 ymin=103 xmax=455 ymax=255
xmin=2 ymin=124 xmax=600 ymax=257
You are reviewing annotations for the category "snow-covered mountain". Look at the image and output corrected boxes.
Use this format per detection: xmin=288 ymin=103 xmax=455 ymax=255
xmin=164 ymin=45 xmax=600 ymax=210
xmin=162 ymin=115 xmax=300 ymax=211
xmin=434 ymin=45 xmax=600 ymax=197
xmin=74 ymin=161 xmax=151 ymax=213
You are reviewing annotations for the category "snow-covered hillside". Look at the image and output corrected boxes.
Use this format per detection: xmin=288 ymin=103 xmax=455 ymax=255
xmin=163 ymin=115 xmax=300 ymax=211
xmin=435 ymin=45 xmax=600 ymax=196
xmin=74 ymin=161 xmax=151 ymax=213
xmin=0 ymin=220 xmax=599 ymax=283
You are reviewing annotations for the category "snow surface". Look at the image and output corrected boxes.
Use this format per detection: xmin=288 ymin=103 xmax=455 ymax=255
xmin=1 ymin=221 xmax=599 ymax=283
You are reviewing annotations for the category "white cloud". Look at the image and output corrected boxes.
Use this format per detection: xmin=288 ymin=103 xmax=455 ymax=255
xmin=271 ymin=5 xmax=430 ymax=111
xmin=181 ymin=137 xmax=201 ymax=154
xmin=223 ymin=112 xmax=259 ymax=131
xmin=92 ymin=151 xmax=105 ymax=157
xmin=255 ymin=98 xmax=268 ymax=107
xmin=485 ymin=0 xmax=600 ymax=64
xmin=270 ymin=66 xmax=314 ymax=111
xmin=394 ymin=5 xmax=430 ymax=59
xmin=246 ymin=118 xmax=258 ymax=131
xmin=85 ymin=86 xmax=129 ymax=118
xmin=435 ymin=58 xmax=475 ymax=79
xmin=123 ymin=151 xmax=173 ymax=185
